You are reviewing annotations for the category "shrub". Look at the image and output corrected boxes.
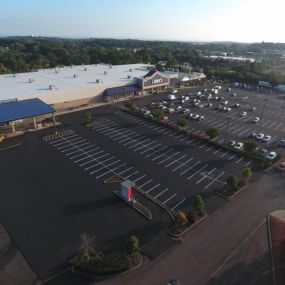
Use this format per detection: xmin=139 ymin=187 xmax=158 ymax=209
xmin=126 ymin=235 xmax=140 ymax=255
xmin=153 ymin=108 xmax=164 ymax=120
xmin=175 ymin=211 xmax=188 ymax=225
xmin=205 ymin=127 xmax=219 ymax=139
xmin=193 ymin=194 xmax=206 ymax=214
xmin=244 ymin=139 xmax=258 ymax=153
xmin=176 ymin=117 xmax=189 ymax=130
xmin=242 ymin=167 xmax=252 ymax=182
xmin=124 ymin=100 xmax=134 ymax=110
xmin=226 ymin=175 xmax=238 ymax=190
xmin=84 ymin=111 xmax=93 ymax=123
xmin=187 ymin=210 xmax=199 ymax=224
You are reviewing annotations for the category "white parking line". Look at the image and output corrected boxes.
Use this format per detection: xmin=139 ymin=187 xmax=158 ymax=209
xmin=57 ymin=139 xmax=87 ymax=150
xmin=232 ymin=126 xmax=243 ymax=134
xmin=245 ymin=160 xmax=252 ymax=167
xmin=196 ymin=168 xmax=216 ymax=184
xmin=158 ymin=151 xmax=180 ymax=165
xmin=145 ymin=146 xmax=167 ymax=158
xmin=138 ymin=179 xmax=153 ymax=188
xmin=53 ymin=136 xmax=83 ymax=147
xmin=238 ymin=128 xmax=250 ymax=137
xmin=171 ymin=198 xmax=186 ymax=211
xmin=61 ymin=142 xmax=91 ymax=153
xmin=204 ymin=171 xmax=225 ymax=189
xmin=95 ymin=163 xmax=127 ymax=178
xmin=187 ymin=164 xmax=208 ymax=180
xmin=268 ymin=121 xmax=277 ymax=128
xmin=135 ymin=141 xmax=157 ymax=151
xmin=228 ymin=154 xmax=236 ymax=160
xmin=164 ymin=154 xmax=187 ymax=168
xmin=172 ymin=158 xmax=194 ymax=172
xmin=118 ymin=167 xmax=133 ymax=176
xmin=127 ymin=138 xmax=150 ymax=148
xmin=89 ymin=159 xmax=121 ymax=174
xmin=124 ymin=170 xmax=139 ymax=179
xmin=220 ymin=151 xmax=228 ymax=158
xmin=146 ymin=183 xmax=160 ymax=193
xmin=109 ymin=129 xmax=133 ymax=139
xmin=118 ymin=133 xmax=142 ymax=143
xmin=133 ymin=175 xmax=146 ymax=183
xmin=50 ymin=134 xmax=78 ymax=144
xmin=236 ymin=157 xmax=243 ymax=164
xmin=140 ymin=143 xmax=162 ymax=155
xmin=180 ymin=161 xmax=201 ymax=176
xmin=152 ymin=149 xmax=173 ymax=161
xmin=74 ymin=150 xmax=104 ymax=163
xmin=275 ymin=123 xmax=283 ymax=130
xmin=154 ymin=188 xmax=168 ymax=199
xmin=83 ymin=155 xmax=114 ymax=168
xmin=162 ymin=193 xmax=177 ymax=204
xmin=69 ymin=147 xmax=100 ymax=159
xmin=66 ymin=145 xmax=95 ymax=156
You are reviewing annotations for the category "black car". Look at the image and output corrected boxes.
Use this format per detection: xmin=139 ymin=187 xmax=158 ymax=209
xmin=167 ymin=279 xmax=181 ymax=285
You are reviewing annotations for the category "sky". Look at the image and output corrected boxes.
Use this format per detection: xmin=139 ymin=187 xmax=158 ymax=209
xmin=0 ymin=0 xmax=284 ymax=43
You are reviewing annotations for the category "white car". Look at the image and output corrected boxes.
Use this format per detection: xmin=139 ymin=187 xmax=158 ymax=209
xmin=172 ymin=89 xmax=178 ymax=94
xmin=228 ymin=140 xmax=236 ymax=147
xmin=266 ymin=151 xmax=277 ymax=160
xmin=176 ymin=106 xmax=182 ymax=110
xmin=256 ymin=133 xmax=265 ymax=140
xmin=277 ymin=139 xmax=285 ymax=147
xmin=234 ymin=142 xmax=244 ymax=150
xmin=250 ymin=107 xmax=256 ymax=111
xmin=252 ymin=117 xmax=260 ymax=123
xmin=189 ymin=113 xmax=199 ymax=120
xmin=262 ymin=135 xmax=271 ymax=142
xmin=240 ymin=112 xmax=247 ymax=116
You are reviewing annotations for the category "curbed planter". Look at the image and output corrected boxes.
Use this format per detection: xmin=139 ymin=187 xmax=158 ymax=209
xmin=168 ymin=214 xmax=208 ymax=238
xmin=71 ymin=253 xmax=143 ymax=278
xmin=217 ymin=183 xmax=249 ymax=200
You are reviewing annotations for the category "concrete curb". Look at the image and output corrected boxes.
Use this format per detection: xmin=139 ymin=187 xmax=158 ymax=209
xmin=217 ymin=183 xmax=249 ymax=200
xmin=267 ymin=215 xmax=277 ymax=285
xmin=168 ymin=214 xmax=208 ymax=238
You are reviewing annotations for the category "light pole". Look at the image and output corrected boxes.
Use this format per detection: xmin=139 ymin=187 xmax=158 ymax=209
xmin=224 ymin=116 xmax=231 ymax=145
xmin=259 ymin=97 xmax=269 ymax=125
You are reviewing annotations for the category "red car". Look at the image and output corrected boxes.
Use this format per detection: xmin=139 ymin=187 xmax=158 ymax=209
xmin=276 ymin=161 xmax=285 ymax=171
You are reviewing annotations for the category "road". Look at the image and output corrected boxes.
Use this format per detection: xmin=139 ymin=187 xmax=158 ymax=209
xmin=97 ymin=167 xmax=285 ymax=285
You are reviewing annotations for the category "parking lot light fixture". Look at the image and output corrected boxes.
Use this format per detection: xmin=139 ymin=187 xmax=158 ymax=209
xmin=260 ymin=97 xmax=269 ymax=126
xmin=224 ymin=117 xmax=231 ymax=145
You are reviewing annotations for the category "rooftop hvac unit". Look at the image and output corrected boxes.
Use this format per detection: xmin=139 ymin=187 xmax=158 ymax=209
xmin=129 ymin=68 xmax=132 ymax=72
xmin=73 ymin=73 xmax=79 ymax=78
xmin=127 ymin=75 xmax=132 ymax=79
xmin=109 ymin=65 xmax=112 ymax=69
xmin=96 ymin=79 xmax=100 ymax=84
xmin=84 ymin=67 xmax=87 ymax=72
xmin=29 ymin=78 xmax=35 ymax=83
xmin=104 ymin=71 xmax=107 ymax=75
xmin=49 ymin=85 xmax=56 ymax=90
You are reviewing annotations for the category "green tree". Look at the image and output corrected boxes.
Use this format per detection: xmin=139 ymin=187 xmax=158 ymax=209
xmin=176 ymin=117 xmax=189 ymax=130
xmin=244 ymin=139 xmax=258 ymax=153
xmin=242 ymin=167 xmax=252 ymax=182
xmin=193 ymin=194 xmax=206 ymax=215
xmin=153 ymin=108 xmax=164 ymax=120
xmin=124 ymin=100 xmax=134 ymax=110
xmin=205 ymin=127 xmax=219 ymax=139
xmin=126 ymin=235 xmax=140 ymax=255
xmin=85 ymin=111 xmax=93 ymax=123
xmin=227 ymin=175 xmax=238 ymax=190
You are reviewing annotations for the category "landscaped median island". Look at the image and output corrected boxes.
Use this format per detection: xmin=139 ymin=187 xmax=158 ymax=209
xmin=69 ymin=234 xmax=142 ymax=277
xmin=169 ymin=194 xmax=207 ymax=237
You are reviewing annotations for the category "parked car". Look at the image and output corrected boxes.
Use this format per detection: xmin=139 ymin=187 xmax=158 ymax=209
xmin=250 ymin=106 xmax=256 ymax=111
xmin=277 ymin=138 xmax=285 ymax=147
xmin=167 ymin=279 xmax=181 ymax=285
xmin=276 ymin=161 xmax=285 ymax=171
xmin=189 ymin=113 xmax=199 ymax=120
xmin=266 ymin=151 xmax=277 ymax=160
xmin=197 ymin=115 xmax=205 ymax=121
xmin=262 ymin=135 xmax=271 ymax=142
xmin=249 ymin=132 xmax=257 ymax=138
xmin=234 ymin=142 xmax=244 ymax=150
xmin=239 ymin=111 xmax=247 ymax=116
xmin=256 ymin=133 xmax=265 ymax=140
xmin=228 ymin=140 xmax=236 ymax=147
xmin=233 ymin=103 xmax=240 ymax=108
xmin=172 ymin=89 xmax=178 ymax=94
xmin=258 ymin=148 xmax=268 ymax=156
xmin=252 ymin=117 xmax=260 ymax=123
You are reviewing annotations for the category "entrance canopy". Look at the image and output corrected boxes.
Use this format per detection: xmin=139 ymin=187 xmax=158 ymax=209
xmin=0 ymin=98 xmax=55 ymax=124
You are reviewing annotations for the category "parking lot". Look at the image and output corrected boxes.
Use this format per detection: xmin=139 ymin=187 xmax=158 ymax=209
xmin=134 ymin=85 xmax=285 ymax=159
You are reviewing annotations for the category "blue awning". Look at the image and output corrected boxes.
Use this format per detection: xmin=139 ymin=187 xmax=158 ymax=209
xmin=0 ymin=98 xmax=55 ymax=124
xmin=104 ymin=85 xmax=141 ymax=97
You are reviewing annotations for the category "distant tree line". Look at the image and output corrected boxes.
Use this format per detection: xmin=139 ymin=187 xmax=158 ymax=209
xmin=0 ymin=37 xmax=284 ymax=84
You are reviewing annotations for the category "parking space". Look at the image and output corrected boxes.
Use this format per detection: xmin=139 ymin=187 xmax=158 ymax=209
xmin=115 ymin=110 xmax=253 ymax=167
xmin=44 ymin=129 xmax=188 ymax=213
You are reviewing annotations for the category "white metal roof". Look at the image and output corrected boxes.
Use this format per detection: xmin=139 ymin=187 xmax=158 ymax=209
xmin=0 ymin=63 xmax=151 ymax=101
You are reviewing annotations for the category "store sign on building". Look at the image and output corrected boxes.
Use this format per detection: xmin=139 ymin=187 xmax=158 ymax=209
xmin=151 ymin=78 xmax=163 ymax=84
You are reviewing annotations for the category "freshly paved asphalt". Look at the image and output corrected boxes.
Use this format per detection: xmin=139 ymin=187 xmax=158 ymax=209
xmin=97 ymin=168 xmax=285 ymax=285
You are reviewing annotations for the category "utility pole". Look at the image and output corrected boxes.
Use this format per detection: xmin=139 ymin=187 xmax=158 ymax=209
xmin=224 ymin=117 xmax=231 ymax=145
xmin=260 ymin=97 xmax=269 ymax=125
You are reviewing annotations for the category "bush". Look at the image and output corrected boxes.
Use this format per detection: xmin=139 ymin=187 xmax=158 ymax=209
xmin=124 ymin=100 xmax=134 ymax=110
xmin=242 ymin=167 xmax=252 ymax=182
xmin=175 ymin=211 xmax=188 ymax=225
xmin=187 ymin=210 xmax=199 ymax=224
xmin=244 ymin=139 xmax=258 ymax=153
xmin=176 ymin=117 xmax=189 ymax=130
xmin=205 ymin=127 xmax=219 ymax=139
xmin=84 ymin=111 xmax=93 ymax=123
xmin=126 ymin=235 xmax=140 ymax=255
xmin=226 ymin=175 xmax=238 ymax=190
xmin=193 ymin=194 xmax=206 ymax=214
